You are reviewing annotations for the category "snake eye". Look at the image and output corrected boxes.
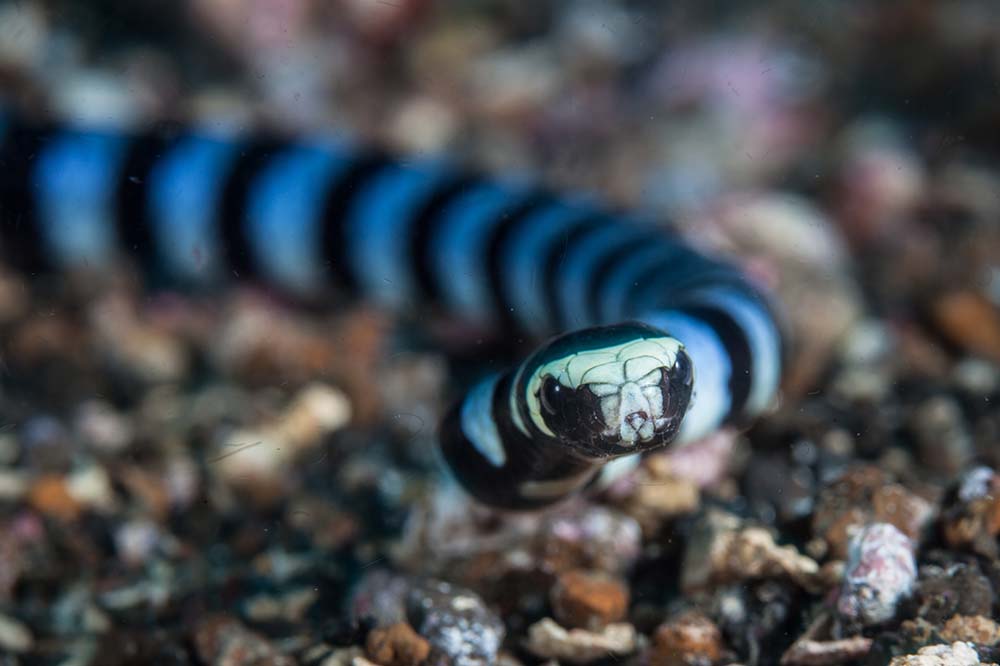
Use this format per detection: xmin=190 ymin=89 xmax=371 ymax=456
xmin=540 ymin=377 xmax=562 ymax=415
xmin=660 ymin=349 xmax=694 ymax=418
xmin=672 ymin=352 xmax=692 ymax=388
xmin=534 ymin=374 xmax=602 ymax=445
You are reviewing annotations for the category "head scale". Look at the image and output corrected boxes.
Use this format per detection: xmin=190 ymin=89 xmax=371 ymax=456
xmin=515 ymin=322 xmax=693 ymax=458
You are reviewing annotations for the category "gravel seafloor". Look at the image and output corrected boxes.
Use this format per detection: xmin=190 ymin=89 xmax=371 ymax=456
xmin=1 ymin=1 xmax=1000 ymax=665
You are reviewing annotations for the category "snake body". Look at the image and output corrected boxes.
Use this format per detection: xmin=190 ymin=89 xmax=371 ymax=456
xmin=0 ymin=115 xmax=782 ymax=509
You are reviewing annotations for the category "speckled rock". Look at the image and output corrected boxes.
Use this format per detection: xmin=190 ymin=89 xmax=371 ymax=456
xmin=888 ymin=642 xmax=996 ymax=666
xmin=406 ymin=579 xmax=505 ymax=666
xmin=837 ymin=523 xmax=917 ymax=628
xmin=682 ymin=510 xmax=821 ymax=593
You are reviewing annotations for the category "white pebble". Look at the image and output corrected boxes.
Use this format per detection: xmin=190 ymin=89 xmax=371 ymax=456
xmin=0 ymin=613 xmax=33 ymax=653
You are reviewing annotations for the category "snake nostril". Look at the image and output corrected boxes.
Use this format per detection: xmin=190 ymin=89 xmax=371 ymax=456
xmin=626 ymin=411 xmax=648 ymax=429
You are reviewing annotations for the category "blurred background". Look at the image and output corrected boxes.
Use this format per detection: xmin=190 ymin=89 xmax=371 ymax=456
xmin=1 ymin=1 xmax=1000 ymax=665
xmin=5 ymin=0 xmax=1000 ymax=386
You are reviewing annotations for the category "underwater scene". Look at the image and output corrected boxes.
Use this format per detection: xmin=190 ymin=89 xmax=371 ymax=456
xmin=0 ymin=1 xmax=999 ymax=665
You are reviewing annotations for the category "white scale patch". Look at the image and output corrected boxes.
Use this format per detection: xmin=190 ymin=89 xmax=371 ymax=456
xmin=525 ymin=336 xmax=682 ymax=445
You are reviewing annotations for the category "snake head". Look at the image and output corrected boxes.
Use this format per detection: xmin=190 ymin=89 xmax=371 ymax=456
xmin=517 ymin=323 xmax=694 ymax=458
